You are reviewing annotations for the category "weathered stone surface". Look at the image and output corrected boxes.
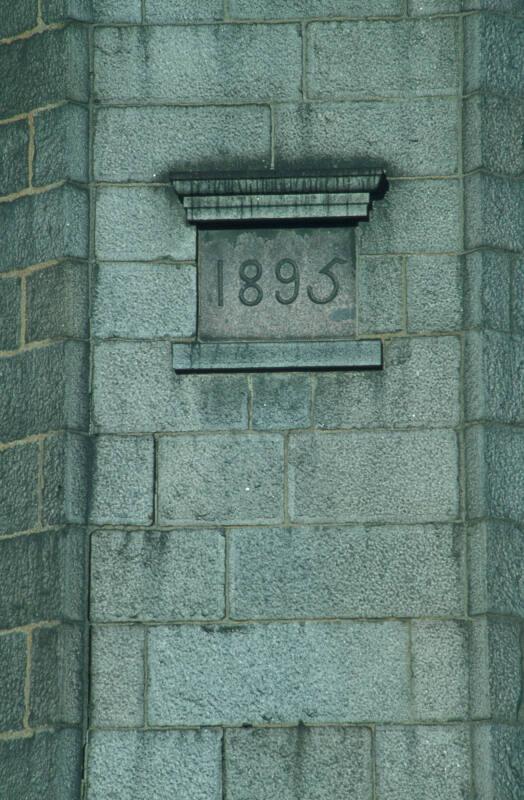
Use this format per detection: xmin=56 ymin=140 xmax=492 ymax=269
xmin=93 ymin=263 xmax=196 ymax=338
xmin=0 ymin=276 xmax=21 ymax=350
xmin=464 ymin=0 xmax=523 ymax=9
xmin=225 ymin=727 xmax=373 ymax=800
xmin=357 ymin=257 xmax=403 ymax=333
xmin=0 ymin=529 xmax=84 ymax=629
xmin=412 ymin=621 xmax=469 ymax=721
xmin=93 ymin=341 xmax=248 ymax=433
xmin=90 ymin=626 xmax=145 ymax=727
xmin=470 ymin=617 xmax=522 ymax=721
xmin=466 ymin=425 xmax=524 ymax=523
xmin=90 ymin=436 xmax=154 ymax=526
xmin=27 ymin=262 xmax=89 ymax=341
xmin=0 ymin=0 xmax=37 ymax=37
xmin=0 ymin=120 xmax=28 ymax=195
xmin=464 ymin=95 xmax=524 ymax=176
xmin=148 ymin=622 xmax=410 ymax=725
xmin=94 ymin=25 xmax=302 ymax=102
xmin=464 ymin=250 xmax=511 ymax=331
xmin=465 ymin=14 xmax=524 ymax=96
xmin=252 ymin=374 xmax=311 ymax=430
xmin=275 ymin=99 xmax=459 ymax=177
xmin=408 ymin=0 xmax=460 ymax=11
xmin=307 ymin=18 xmax=459 ymax=98
xmin=90 ymin=529 xmax=225 ymax=621
xmin=472 ymin=725 xmax=524 ymax=800
xmin=0 ymin=729 xmax=82 ymax=800
xmin=376 ymin=726 xmax=470 ymax=800
xmin=42 ymin=434 xmax=89 ymax=527
xmin=465 ymin=331 xmax=524 ymax=423
xmin=145 ymin=0 xmax=223 ymax=21
xmin=91 ymin=0 xmax=141 ymax=22
xmin=465 ymin=174 xmax=523 ymax=252
xmin=513 ymin=257 xmax=524 ymax=333
xmin=230 ymin=0 xmax=403 ymax=17
xmin=469 ymin=521 xmax=524 ymax=617
xmin=158 ymin=434 xmax=284 ymax=525
xmin=34 ymin=104 xmax=89 ymax=185
xmin=289 ymin=430 xmax=459 ymax=523
xmin=0 ymin=444 xmax=39 ymax=534
xmin=407 ymin=256 xmax=463 ymax=332
xmin=87 ymin=730 xmax=222 ymax=800
xmin=29 ymin=625 xmax=83 ymax=726
xmin=42 ymin=0 xmax=94 ymax=21
xmin=230 ymin=524 xmax=463 ymax=619
xmin=0 ymin=633 xmax=26 ymax=732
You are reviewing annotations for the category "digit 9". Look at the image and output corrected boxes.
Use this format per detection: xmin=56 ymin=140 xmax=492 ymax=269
xmin=275 ymin=258 xmax=300 ymax=305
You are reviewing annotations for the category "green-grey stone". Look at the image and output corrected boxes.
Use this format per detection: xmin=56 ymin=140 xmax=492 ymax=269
xmin=95 ymin=105 xmax=271 ymax=182
xmin=472 ymin=725 xmax=524 ymax=800
xmin=408 ymin=0 xmax=460 ymax=12
xmin=468 ymin=521 xmax=524 ymax=617
xmin=0 ymin=0 xmax=37 ymax=37
xmin=145 ymin=0 xmax=223 ymax=22
xmin=466 ymin=425 xmax=524 ymax=523
xmin=357 ymin=257 xmax=403 ymax=333
xmin=29 ymin=625 xmax=83 ymax=727
xmin=0 ymin=633 xmax=26 ymax=732
xmin=0 ymin=276 xmax=21 ymax=350
xmin=0 ymin=120 xmax=28 ymax=195
xmin=470 ymin=617 xmax=522 ymax=721
xmin=90 ymin=435 xmax=154 ymax=526
xmin=42 ymin=433 xmax=90 ymax=526
xmin=407 ymin=256 xmax=463 ymax=332
xmin=412 ymin=621 xmax=469 ymax=721
xmin=230 ymin=0 xmax=403 ymax=17
xmin=307 ymin=19 xmax=459 ymax=99
xmin=33 ymin=104 xmax=89 ymax=185
xmin=465 ymin=331 xmax=524 ymax=423
xmin=225 ymin=727 xmax=372 ymax=800
xmin=465 ymin=14 xmax=524 ymax=96
xmin=252 ymin=374 xmax=310 ymax=430
xmin=87 ymin=730 xmax=222 ymax=800
xmin=0 ymin=730 xmax=82 ymax=800
xmin=42 ymin=0 xmax=93 ymax=22
xmin=158 ymin=433 xmax=284 ymax=525
xmin=464 ymin=95 xmax=524 ymax=176
xmin=464 ymin=250 xmax=511 ymax=331
xmin=148 ymin=622 xmax=410 ymax=725
xmin=90 ymin=626 xmax=145 ymax=727
xmin=230 ymin=525 xmax=463 ymax=619
xmin=0 ymin=444 xmax=39 ymax=534
xmin=91 ymin=0 xmax=141 ymax=21
xmin=94 ymin=25 xmax=302 ymax=103
xmin=90 ymin=529 xmax=225 ymax=621
xmin=513 ymin=257 xmax=524 ymax=332
xmin=465 ymin=174 xmax=523 ymax=252
xmin=27 ymin=262 xmax=89 ymax=341
xmin=464 ymin=0 xmax=523 ymax=9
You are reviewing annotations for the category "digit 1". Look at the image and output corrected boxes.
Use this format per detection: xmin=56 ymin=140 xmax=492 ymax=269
xmin=217 ymin=260 xmax=224 ymax=307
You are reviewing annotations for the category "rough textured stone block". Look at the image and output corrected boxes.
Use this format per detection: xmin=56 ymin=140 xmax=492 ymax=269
xmin=148 ymin=621 xmax=410 ymax=725
xmin=465 ymin=174 xmax=523 ymax=252
xmin=275 ymin=99 xmax=458 ymax=177
xmin=29 ymin=624 xmax=83 ymax=726
xmin=0 ymin=729 xmax=82 ymax=800
xmin=0 ymin=186 xmax=88 ymax=272
xmin=316 ymin=338 xmax=461 ymax=429
xmin=42 ymin=0 xmax=94 ymax=21
xmin=91 ymin=0 xmax=141 ymax=22
xmin=90 ymin=435 xmax=154 ymax=526
xmin=469 ymin=521 xmax=524 ymax=617
xmin=0 ymin=120 xmax=29 ymax=195
xmin=91 ymin=529 xmax=225 ymax=621
xmin=252 ymin=373 xmax=310 ymax=430
xmin=0 ymin=27 xmax=88 ymax=118
xmin=465 ymin=331 xmax=524 ymax=423
xmin=0 ymin=0 xmax=37 ymax=37
xmin=90 ymin=626 xmax=145 ymax=727
xmin=464 ymin=250 xmax=511 ymax=331
xmin=464 ymin=0 xmax=523 ymax=9
xmin=408 ymin=0 xmax=460 ymax=12
xmin=0 ymin=342 xmax=89 ymax=442
xmin=307 ymin=19 xmax=459 ymax=99
xmin=230 ymin=0 xmax=403 ymax=17
xmin=93 ymin=342 xmax=248 ymax=433
xmin=407 ymin=256 xmax=463 ymax=332
xmin=464 ymin=95 xmax=524 ymax=176
xmin=145 ymin=0 xmax=224 ymax=24
xmin=95 ymin=105 xmax=271 ymax=182
xmin=0 ymin=633 xmax=26 ymax=732
xmin=465 ymin=14 xmax=524 ymax=96
xmin=230 ymin=524 xmax=463 ymax=619
xmin=94 ymin=25 xmax=302 ymax=103
xmin=513 ymin=257 xmax=524 ymax=332
xmin=412 ymin=621 xmax=469 ymax=721
xmin=357 ymin=257 xmax=403 ymax=333
xmin=472 ymin=725 xmax=524 ymax=800
xmin=289 ymin=430 xmax=459 ymax=523
xmin=470 ymin=617 xmax=522 ymax=721
xmin=360 ymin=179 xmax=461 ymax=254
xmin=158 ymin=434 xmax=284 ymax=525
xmin=466 ymin=425 xmax=524 ymax=523
xmin=33 ymin=104 xmax=89 ymax=185
xmin=225 ymin=727 xmax=373 ymax=800
xmin=376 ymin=726 xmax=470 ymax=800
xmin=0 ymin=444 xmax=38 ymax=534
xmin=87 ymin=730 xmax=222 ymax=800
xmin=95 ymin=187 xmax=195 ymax=262
xmin=0 ymin=528 xmax=84 ymax=628
xmin=42 ymin=433 xmax=90 ymax=526
xmin=93 ymin=263 xmax=196 ymax=338
xmin=27 ymin=262 xmax=89 ymax=341
xmin=0 ymin=276 xmax=21 ymax=350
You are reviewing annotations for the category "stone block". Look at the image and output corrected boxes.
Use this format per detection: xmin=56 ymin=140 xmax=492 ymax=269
xmin=0 ymin=633 xmax=26 ymax=732
xmin=0 ymin=27 xmax=88 ymax=118
xmin=469 ymin=521 xmax=524 ymax=617
xmin=0 ymin=528 xmax=84 ymax=629
xmin=513 ymin=257 xmax=524 ymax=332
xmin=360 ymin=179 xmax=461 ymax=254
xmin=464 ymin=0 xmax=523 ymax=9
xmin=412 ymin=621 xmax=469 ymax=721
xmin=158 ymin=434 xmax=284 ymax=525
xmin=252 ymin=373 xmax=311 ymax=430
xmin=93 ymin=341 xmax=248 ymax=433
xmin=464 ymin=250 xmax=511 ymax=332
xmin=0 ymin=444 xmax=39 ymax=534
xmin=0 ymin=729 xmax=82 ymax=800
xmin=148 ymin=621 xmax=410 ymax=725
xmin=91 ymin=0 xmax=141 ymax=22
xmin=29 ymin=624 xmax=83 ymax=726
xmin=472 ymin=725 xmax=524 ymax=800
xmin=408 ymin=0 xmax=461 ymax=11
xmin=90 ymin=528 xmax=225 ymax=621
xmin=465 ymin=331 xmax=524 ymax=423
xmin=90 ymin=435 xmax=154 ymax=526
xmin=145 ymin=0 xmax=223 ymax=22
xmin=407 ymin=256 xmax=463 ymax=332
xmin=357 ymin=257 xmax=403 ymax=333
xmin=230 ymin=524 xmax=463 ymax=619
xmin=275 ymin=99 xmax=459 ymax=177
xmin=230 ymin=0 xmax=403 ymax=17
xmin=470 ymin=617 xmax=522 ymax=721
xmin=33 ymin=104 xmax=89 ymax=185
xmin=466 ymin=425 xmax=524 ymax=523
xmin=42 ymin=0 xmax=94 ymax=21
xmin=225 ymin=727 xmax=373 ymax=800
xmin=465 ymin=14 xmax=524 ymax=96
xmin=0 ymin=186 xmax=88 ymax=272
xmin=95 ymin=187 xmax=195 ymax=262
xmin=0 ymin=0 xmax=37 ymax=37
xmin=0 ymin=342 xmax=89 ymax=442
xmin=375 ymin=725 xmax=470 ymax=800
xmin=90 ymin=625 xmax=145 ymax=727
xmin=42 ymin=433 xmax=90 ymax=526
xmin=465 ymin=174 xmax=523 ymax=252
xmin=307 ymin=18 xmax=459 ymax=99
xmin=464 ymin=95 xmax=524 ymax=176
xmin=0 ymin=120 xmax=29 ymax=195
xmin=95 ymin=105 xmax=271 ymax=182
xmin=27 ymin=262 xmax=89 ymax=341
xmin=94 ymin=24 xmax=302 ymax=103
xmin=289 ymin=430 xmax=459 ymax=523
xmin=0 ymin=276 xmax=21 ymax=350
xmin=87 ymin=730 xmax=222 ymax=800
xmin=92 ymin=263 xmax=196 ymax=338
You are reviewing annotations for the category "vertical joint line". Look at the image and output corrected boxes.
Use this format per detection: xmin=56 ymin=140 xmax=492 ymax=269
xmin=141 ymin=0 xmax=146 ymax=24
xmin=309 ymin=374 xmax=317 ymax=429
xmin=37 ymin=0 xmax=43 ymax=26
xmin=23 ymin=630 xmax=33 ymax=729
xmin=370 ymin=725 xmax=377 ymax=800
xmin=223 ymin=528 xmax=230 ymax=621
xmin=143 ymin=628 xmax=149 ymax=729
xmin=27 ymin=115 xmax=35 ymax=188
xmin=221 ymin=728 xmax=227 ymax=800
xmin=153 ymin=435 xmax=159 ymax=526
xmin=37 ymin=438 xmax=44 ymax=528
xmin=407 ymin=619 xmax=415 ymax=720
xmin=20 ymin=275 xmax=27 ymax=348
xmin=247 ymin=375 xmax=254 ymax=430
xmin=223 ymin=0 xmax=229 ymax=20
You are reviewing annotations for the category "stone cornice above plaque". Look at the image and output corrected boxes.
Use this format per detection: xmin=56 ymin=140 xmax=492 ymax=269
xmin=172 ymin=169 xmax=388 ymax=224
